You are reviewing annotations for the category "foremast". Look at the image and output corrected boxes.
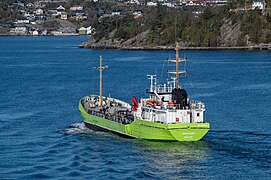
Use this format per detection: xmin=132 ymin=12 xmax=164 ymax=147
xmin=96 ymin=55 xmax=108 ymax=106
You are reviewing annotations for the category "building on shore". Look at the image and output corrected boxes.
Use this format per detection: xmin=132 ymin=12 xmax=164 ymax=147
xmin=10 ymin=25 xmax=29 ymax=35
xmin=78 ymin=27 xmax=87 ymax=35
xmin=252 ymin=0 xmax=266 ymax=11
xmin=33 ymin=30 xmax=39 ymax=35
xmin=86 ymin=26 xmax=93 ymax=35
xmin=61 ymin=12 xmax=68 ymax=20
xmin=56 ymin=5 xmax=66 ymax=15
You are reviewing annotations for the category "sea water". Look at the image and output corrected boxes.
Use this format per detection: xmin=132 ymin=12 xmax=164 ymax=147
xmin=0 ymin=36 xmax=270 ymax=179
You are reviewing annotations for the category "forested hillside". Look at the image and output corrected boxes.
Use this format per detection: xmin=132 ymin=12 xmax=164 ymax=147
xmin=92 ymin=2 xmax=271 ymax=48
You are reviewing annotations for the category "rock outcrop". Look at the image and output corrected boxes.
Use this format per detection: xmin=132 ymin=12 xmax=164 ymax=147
xmin=220 ymin=20 xmax=241 ymax=47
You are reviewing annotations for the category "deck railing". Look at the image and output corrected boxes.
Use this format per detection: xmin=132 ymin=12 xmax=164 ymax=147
xmin=189 ymin=100 xmax=205 ymax=110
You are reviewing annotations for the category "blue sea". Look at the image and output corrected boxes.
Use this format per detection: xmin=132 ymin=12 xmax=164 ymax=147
xmin=0 ymin=36 xmax=270 ymax=179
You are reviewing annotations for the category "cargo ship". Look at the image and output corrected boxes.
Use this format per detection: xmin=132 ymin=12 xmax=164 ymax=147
xmin=78 ymin=42 xmax=210 ymax=141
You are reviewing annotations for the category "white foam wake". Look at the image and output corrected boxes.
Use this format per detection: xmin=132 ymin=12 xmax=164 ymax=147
xmin=64 ymin=122 xmax=90 ymax=134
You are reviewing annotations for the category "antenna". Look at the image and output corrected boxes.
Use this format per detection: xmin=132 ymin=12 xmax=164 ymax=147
xmin=147 ymin=75 xmax=156 ymax=92
xmin=175 ymin=15 xmax=177 ymax=42
xmin=175 ymin=42 xmax=179 ymax=88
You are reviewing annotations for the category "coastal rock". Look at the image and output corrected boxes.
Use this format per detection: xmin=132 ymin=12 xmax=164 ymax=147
xmin=220 ymin=20 xmax=241 ymax=47
xmin=86 ymin=30 xmax=176 ymax=50
xmin=79 ymin=26 xmax=271 ymax=50
xmin=91 ymin=30 xmax=152 ymax=49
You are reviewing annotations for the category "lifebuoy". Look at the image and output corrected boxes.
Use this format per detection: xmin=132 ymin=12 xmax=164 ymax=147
xmin=147 ymin=99 xmax=156 ymax=107
xmin=168 ymin=102 xmax=174 ymax=105
xmin=146 ymin=99 xmax=162 ymax=107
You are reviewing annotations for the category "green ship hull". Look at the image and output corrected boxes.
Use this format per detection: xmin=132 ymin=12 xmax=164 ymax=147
xmin=79 ymin=104 xmax=210 ymax=141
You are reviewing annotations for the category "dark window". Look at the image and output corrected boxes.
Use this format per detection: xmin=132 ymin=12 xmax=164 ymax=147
xmin=197 ymin=113 xmax=200 ymax=117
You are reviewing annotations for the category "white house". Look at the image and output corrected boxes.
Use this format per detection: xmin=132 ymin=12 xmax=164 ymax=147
xmin=26 ymin=3 xmax=34 ymax=7
xmin=162 ymin=2 xmax=175 ymax=8
xmin=16 ymin=19 xmax=30 ymax=24
xmin=185 ymin=0 xmax=205 ymax=6
xmin=24 ymin=12 xmax=31 ymax=17
xmin=10 ymin=26 xmax=28 ymax=35
xmin=76 ymin=15 xmax=87 ymax=20
xmin=34 ymin=9 xmax=44 ymax=15
xmin=133 ymin=10 xmax=143 ymax=16
xmin=147 ymin=2 xmax=157 ymax=6
xmin=126 ymin=0 xmax=140 ymax=5
xmin=60 ymin=12 xmax=68 ymax=20
xmin=56 ymin=5 xmax=65 ymax=15
xmin=41 ymin=30 xmax=48 ymax=35
xmin=86 ymin=26 xmax=93 ymax=35
xmin=14 ymin=1 xmax=25 ymax=7
xmin=16 ymin=26 xmax=27 ymax=32
xmin=70 ymin=6 xmax=84 ymax=11
xmin=33 ymin=30 xmax=39 ymax=35
xmin=78 ymin=27 xmax=87 ymax=35
xmin=252 ymin=0 xmax=266 ymax=11
xmin=24 ymin=13 xmax=35 ymax=21
xmin=112 ymin=10 xmax=121 ymax=16
xmin=34 ymin=1 xmax=45 ymax=8
xmin=51 ymin=31 xmax=63 ymax=36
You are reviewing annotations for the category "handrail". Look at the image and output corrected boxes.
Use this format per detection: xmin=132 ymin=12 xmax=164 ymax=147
xmin=82 ymin=95 xmax=132 ymax=109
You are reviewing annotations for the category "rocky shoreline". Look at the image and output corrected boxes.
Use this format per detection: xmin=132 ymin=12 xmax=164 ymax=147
xmin=79 ymin=41 xmax=271 ymax=51
xmin=79 ymin=29 xmax=271 ymax=51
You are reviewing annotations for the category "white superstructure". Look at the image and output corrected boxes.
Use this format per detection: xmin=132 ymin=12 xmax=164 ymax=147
xmin=132 ymin=43 xmax=205 ymax=124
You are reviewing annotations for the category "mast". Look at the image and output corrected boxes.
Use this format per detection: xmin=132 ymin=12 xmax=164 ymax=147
xmin=96 ymin=55 xmax=108 ymax=107
xmin=175 ymin=42 xmax=179 ymax=89
xmin=167 ymin=42 xmax=186 ymax=89
xmin=99 ymin=55 xmax=103 ymax=106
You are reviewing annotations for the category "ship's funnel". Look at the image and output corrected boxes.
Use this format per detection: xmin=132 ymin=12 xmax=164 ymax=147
xmin=172 ymin=88 xmax=188 ymax=109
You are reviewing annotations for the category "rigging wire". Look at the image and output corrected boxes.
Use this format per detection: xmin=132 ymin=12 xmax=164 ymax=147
xmin=91 ymin=62 xmax=94 ymax=94
xmin=186 ymin=71 xmax=201 ymax=102
xmin=167 ymin=55 xmax=170 ymax=80
xmin=155 ymin=68 xmax=157 ymax=84
xmin=161 ymin=57 xmax=166 ymax=80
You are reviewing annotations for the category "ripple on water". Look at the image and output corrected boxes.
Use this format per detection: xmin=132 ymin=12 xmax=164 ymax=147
xmin=206 ymin=130 xmax=271 ymax=169
xmin=233 ymin=83 xmax=271 ymax=91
